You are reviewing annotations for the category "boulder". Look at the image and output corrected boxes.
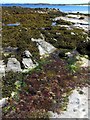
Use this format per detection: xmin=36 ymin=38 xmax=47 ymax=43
xmin=6 ymin=58 xmax=22 ymax=72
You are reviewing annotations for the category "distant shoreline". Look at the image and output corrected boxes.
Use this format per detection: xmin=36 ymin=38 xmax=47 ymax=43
xmin=1 ymin=4 xmax=88 ymax=15
xmin=1 ymin=3 xmax=90 ymax=6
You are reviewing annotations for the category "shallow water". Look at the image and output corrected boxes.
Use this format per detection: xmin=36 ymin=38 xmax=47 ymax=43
xmin=7 ymin=22 xmax=20 ymax=26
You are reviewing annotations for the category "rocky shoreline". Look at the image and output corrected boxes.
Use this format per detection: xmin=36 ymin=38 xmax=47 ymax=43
xmin=0 ymin=7 xmax=90 ymax=118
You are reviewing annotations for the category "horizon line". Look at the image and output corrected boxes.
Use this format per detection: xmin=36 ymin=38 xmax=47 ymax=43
xmin=1 ymin=2 xmax=89 ymax=4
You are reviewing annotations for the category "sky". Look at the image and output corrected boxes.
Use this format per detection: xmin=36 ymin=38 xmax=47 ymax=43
xmin=1 ymin=0 xmax=89 ymax=4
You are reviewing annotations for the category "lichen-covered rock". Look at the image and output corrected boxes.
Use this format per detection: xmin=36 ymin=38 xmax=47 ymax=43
xmin=6 ymin=58 xmax=22 ymax=72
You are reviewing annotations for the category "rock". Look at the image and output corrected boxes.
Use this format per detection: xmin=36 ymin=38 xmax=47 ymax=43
xmin=65 ymin=50 xmax=79 ymax=58
xmin=65 ymin=52 xmax=73 ymax=58
xmin=52 ymin=22 xmax=56 ymax=26
xmin=0 ymin=98 xmax=9 ymax=108
xmin=23 ymin=50 xmax=32 ymax=58
xmin=71 ymin=32 xmax=75 ymax=35
xmin=77 ymin=57 xmax=90 ymax=67
xmin=4 ymin=46 xmax=18 ymax=52
xmin=37 ymin=43 xmax=48 ymax=57
xmin=39 ymin=41 xmax=56 ymax=54
xmin=76 ymin=55 xmax=81 ymax=60
xmin=22 ymin=58 xmax=37 ymax=69
xmin=84 ymin=55 xmax=89 ymax=59
xmin=21 ymin=50 xmax=38 ymax=72
xmin=72 ymin=50 xmax=79 ymax=55
xmin=31 ymin=35 xmax=56 ymax=58
xmin=0 ymin=60 xmax=6 ymax=76
xmin=59 ymin=15 xmax=88 ymax=31
xmin=11 ymin=92 xmax=17 ymax=98
xmin=6 ymin=58 xmax=22 ymax=72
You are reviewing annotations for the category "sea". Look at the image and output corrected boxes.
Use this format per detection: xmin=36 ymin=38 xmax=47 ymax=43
xmin=0 ymin=4 xmax=89 ymax=14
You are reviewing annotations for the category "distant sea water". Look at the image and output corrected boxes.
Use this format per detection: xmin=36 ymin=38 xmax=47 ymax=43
xmin=1 ymin=4 xmax=89 ymax=14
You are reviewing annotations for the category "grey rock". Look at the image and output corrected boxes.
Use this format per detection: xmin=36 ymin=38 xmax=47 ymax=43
xmin=4 ymin=46 xmax=18 ymax=52
xmin=0 ymin=60 xmax=6 ymax=76
xmin=31 ymin=37 xmax=56 ymax=57
xmin=65 ymin=50 xmax=79 ymax=58
xmin=22 ymin=58 xmax=37 ymax=69
xmin=6 ymin=58 xmax=22 ymax=72
xmin=23 ymin=50 xmax=32 ymax=58
xmin=0 ymin=98 xmax=9 ymax=108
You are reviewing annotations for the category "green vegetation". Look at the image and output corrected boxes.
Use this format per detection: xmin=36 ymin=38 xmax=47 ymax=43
xmin=2 ymin=6 xmax=89 ymax=62
xmin=67 ymin=56 xmax=80 ymax=74
xmin=2 ymin=71 xmax=24 ymax=98
xmin=56 ymin=19 xmax=74 ymax=25
xmin=41 ymin=27 xmax=88 ymax=51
